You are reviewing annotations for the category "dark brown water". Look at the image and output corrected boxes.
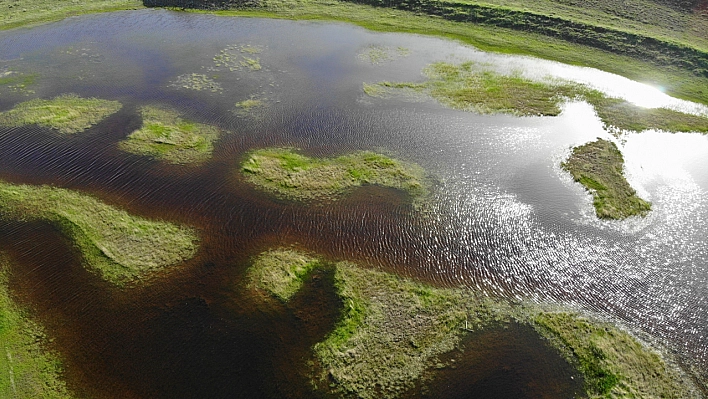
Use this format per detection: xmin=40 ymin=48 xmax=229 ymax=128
xmin=1 ymin=9 xmax=708 ymax=397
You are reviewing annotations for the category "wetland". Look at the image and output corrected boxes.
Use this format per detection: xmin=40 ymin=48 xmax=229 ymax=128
xmin=1 ymin=6 xmax=708 ymax=399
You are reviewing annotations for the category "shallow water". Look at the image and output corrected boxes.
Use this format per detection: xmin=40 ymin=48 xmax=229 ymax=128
xmin=1 ymin=9 xmax=708 ymax=397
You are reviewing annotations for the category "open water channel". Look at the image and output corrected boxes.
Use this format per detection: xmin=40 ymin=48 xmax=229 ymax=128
xmin=1 ymin=9 xmax=708 ymax=398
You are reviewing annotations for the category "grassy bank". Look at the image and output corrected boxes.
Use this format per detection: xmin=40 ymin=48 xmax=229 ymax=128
xmin=247 ymin=248 xmax=695 ymax=398
xmin=0 ymin=0 xmax=143 ymax=31
xmin=241 ymin=148 xmax=427 ymax=203
xmin=0 ymin=253 xmax=74 ymax=399
xmin=562 ymin=139 xmax=651 ymax=220
xmin=119 ymin=105 xmax=221 ymax=165
xmin=0 ymin=181 xmax=199 ymax=286
xmin=367 ymin=61 xmax=708 ymax=133
xmin=0 ymin=94 xmax=122 ymax=134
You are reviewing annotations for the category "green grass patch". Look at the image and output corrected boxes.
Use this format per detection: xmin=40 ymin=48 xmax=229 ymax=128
xmin=247 ymin=248 xmax=321 ymax=302
xmin=0 ymin=181 xmax=199 ymax=286
xmin=241 ymin=148 xmax=427 ymax=203
xmin=0 ymin=253 xmax=74 ymax=399
xmin=562 ymin=138 xmax=651 ymax=219
xmin=534 ymin=312 xmax=688 ymax=398
xmin=0 ymin=94 xmax=121 ymax=134
xmin=356 ymin=45 xmax=410 ymax=65
xmin=119 ymin=105 xmax=221 ymax=165
xmin=0 ymin=0 xmax=143 ymax=31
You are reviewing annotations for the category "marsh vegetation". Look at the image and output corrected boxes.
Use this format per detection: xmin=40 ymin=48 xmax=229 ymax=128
xmin=562 ymin=139 xmax=651 ymax=220
xmin=0 ymin=181 xmax=199 ymax=285
xmin=119 ymin=105 xmax=221 ymax=165
xmin=241 ymin=148 xmax=427 ymax=203
xmin=247 ymin=248 xmax=694 ymax=398
xmin=0 ymin=94 xmax=121 ymax=134
xmin=0 ymin=254 xmax=74 ymax=399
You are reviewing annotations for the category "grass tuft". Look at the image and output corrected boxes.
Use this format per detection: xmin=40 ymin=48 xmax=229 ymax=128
xmin=119 ymin=105 xmax=220 ymax=165
xmin=241 ymin=148 xmax=427 ymax=203
xmin=0 ymin=181 xmax=199 ymax=286
xmin=0 ymin=94 xmax=121 ymax=134
xmin=562 ymin=138 xmax=651 ymax=219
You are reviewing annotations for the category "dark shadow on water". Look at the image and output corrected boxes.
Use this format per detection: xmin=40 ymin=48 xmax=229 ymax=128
xmin=409 ymin=322 xmax=585 ymax=399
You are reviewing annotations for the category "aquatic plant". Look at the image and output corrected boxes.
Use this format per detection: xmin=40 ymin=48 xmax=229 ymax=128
xmin=0 ymin=181 xmax=199 ymax=286
xmin=0 ymin=94 xmax=121 ymax=134
xmin=0 ymin=71 xmax=37 ymax=94
xmin=119 ymin=105 xmax=220 ymax=165
xmin=356 ymin=45 xmax=410 ymax=65
xmin=213 ymin=44 xmax=265 ymax=72
xmin=0 ymin=253 xmax=74 ymax=399
xmin=241 ymin=148 xmax=427 ymax=202
xmin=562 ymin=138 xmax=651 ymax=219
xmin=170 ymin=73 xmax=223 ymax=93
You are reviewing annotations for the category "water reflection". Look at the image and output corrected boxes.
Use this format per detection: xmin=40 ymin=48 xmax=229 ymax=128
xmin=0 ymin=9 xmax=707 ymax=396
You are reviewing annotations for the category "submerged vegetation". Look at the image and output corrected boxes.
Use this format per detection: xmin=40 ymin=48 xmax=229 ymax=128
xmin=0 ymin=181 xmax=199 ymax=286
xmin=213 ymin=43 xmax=264 ymax=72
xmin=119 ymin=105 xmax=221 ymax=165
xmin=0 ymin=71 xmax=37 ymax=95
xmin=0 ymin=253 xmax=74 ymax=399
xmin=0 ymin=94 xmax=122 ymax=134
xmin=562 ymin=139 xmax=651 ymax=219
xmin=170 ymin=73 xmax=223 ymax=93
xmin=247 ymin=248 xmax=694 ymax=398
xmin=241 ymin=148 xmax=427 ymax=202
xmin=356 ymin=45 xmax=410 ymax=65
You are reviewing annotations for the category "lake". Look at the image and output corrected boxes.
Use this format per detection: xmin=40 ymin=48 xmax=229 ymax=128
xmin=1 ymin=9 xmax=707 ymax=397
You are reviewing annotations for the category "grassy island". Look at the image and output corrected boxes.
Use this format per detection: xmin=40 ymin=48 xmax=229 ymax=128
xmin=0 ymin=94 xmax=122 ymax=134
xmin=119 ymin=105 xmax=221 ymax=165
xmin=562 ymin=138 xmax=651 ymax=220
xmin=247 ymin=248 xmax=322 ymax=302
xmin=247 ymin=248 xmax=693 ymax=398
xmin=241 ymin=148 xmax=427 ymax=203
xmin=0 ymin=181 xmax=199 ymax=286
xmin=367 ymin=62 xmax=708 ymax=132
xmin=0 ymin=254 xmax=74 ymax=399
xmin=534 ymin=312 xmax=688 ymax=398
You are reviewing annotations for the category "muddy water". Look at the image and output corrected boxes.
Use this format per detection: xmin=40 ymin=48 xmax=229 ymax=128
xmin=1 ymin=9 xmax=707 ymax=397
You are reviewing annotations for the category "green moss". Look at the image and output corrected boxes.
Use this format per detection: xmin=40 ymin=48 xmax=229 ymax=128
xmin=0 ymin=181 xmax=199 ymax=286
xmin=119 ymin=105 xmax=220 ymax=165
xmin=0 ymin=94 xmax=121 ymax=134
xmin=247 ymin=248 xmax=321 ymax=301
xmin=562 ymin=138 xmax=651 ymax=219
xmin=0 ymin=254 xmax=74 ymax=399
xmin=241 ymin=148 xmax=427 ymax=203
xmin=534 ymin=312 xmax=688 ymax=398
